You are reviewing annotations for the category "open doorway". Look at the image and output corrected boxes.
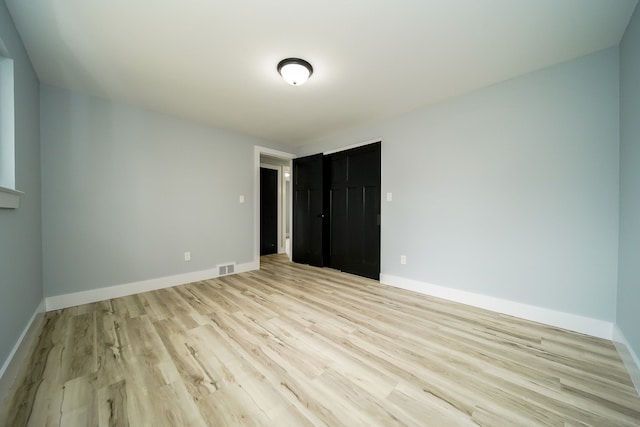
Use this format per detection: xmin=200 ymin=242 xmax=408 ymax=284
xmin=260 ymin=156 xmax=291 ymax=256
xmin=254 ymin=146 xmax=295 ymax=264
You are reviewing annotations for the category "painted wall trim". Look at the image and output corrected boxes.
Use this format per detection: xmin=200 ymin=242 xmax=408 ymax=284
xmin=0 ymin=185 xmax=23 ymax=209
xmin=323 ymin=138 xmax=382 ymax=155
xmin=45 ymin=260 xmax=259 ymax=311
xmin=613 ymin=325 xmax=640 ymax=396
xmin=0 ymin=299 xmax=46 ymax=401
xmin=380 ymin=273 xmax=614 ymax=340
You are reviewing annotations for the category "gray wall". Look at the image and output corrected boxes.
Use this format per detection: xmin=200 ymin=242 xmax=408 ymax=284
xmin=299 ymin=48 xmax=620 ymax=322
xmin=41 ymin=85 xmax=287 ymax=297
xmin=0 ymin=3 xmax=43 ymax=369
xmin=618 ymin=6 xmax=640 ymax=357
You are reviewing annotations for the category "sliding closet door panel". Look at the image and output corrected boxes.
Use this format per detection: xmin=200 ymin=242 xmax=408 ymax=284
xmin=328 ymin=142 xmax=381 ymax=279
xmin=362 ymin=184 xmax=381 ymax=268
xmin=329 ymin=187 xmax=348 ymax=269
xmin=292 ymin=154 xmax=324 ymax=267
xmin=346 ymin=185 xmax=364 ymax=268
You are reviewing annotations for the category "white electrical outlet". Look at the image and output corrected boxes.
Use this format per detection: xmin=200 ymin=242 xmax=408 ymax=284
xmin=400 ymin=255 xmax=407 ymax=265
xmin=239 ymin=195 xmax=245 ymax=203
xmin=184 ymin=251 xmax=191 ymax=262
xmin=386 ymin=192 xmax=393 ymax=202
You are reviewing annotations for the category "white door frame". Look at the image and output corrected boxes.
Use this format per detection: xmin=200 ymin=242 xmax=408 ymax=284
xmin=254 ymin=146 xmax=296 ymax=265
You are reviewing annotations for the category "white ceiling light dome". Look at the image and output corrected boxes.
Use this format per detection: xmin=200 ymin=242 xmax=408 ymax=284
xmin=277 ymin=58 xmax=313 ymax=86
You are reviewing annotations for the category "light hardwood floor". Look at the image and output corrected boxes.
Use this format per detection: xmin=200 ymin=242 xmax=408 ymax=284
xmin=2 ymin=254 xmax=639 ymax=426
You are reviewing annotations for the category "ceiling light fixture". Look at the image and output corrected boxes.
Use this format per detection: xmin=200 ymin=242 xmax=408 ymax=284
xmin=277 ymin=58 xmax=313 ymax=86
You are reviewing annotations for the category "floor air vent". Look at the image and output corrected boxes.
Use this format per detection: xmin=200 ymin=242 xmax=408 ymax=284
xmin=218 ymin=263 xmax=236 ymax=276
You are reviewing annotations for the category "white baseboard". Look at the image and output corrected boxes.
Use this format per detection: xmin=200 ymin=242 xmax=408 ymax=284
xmin=612 ymin=325 xmax=640 ymax=396
xmin=380 ymin=274 xmax=614 ymax=340
xmin=0 ymin=299 xmax=46 ymax=403
xmin=45 ymin=260 xmax=260 ymax=311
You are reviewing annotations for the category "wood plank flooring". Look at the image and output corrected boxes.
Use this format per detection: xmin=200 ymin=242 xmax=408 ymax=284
xmin=2 ymin=254 xmax=639 ymax=426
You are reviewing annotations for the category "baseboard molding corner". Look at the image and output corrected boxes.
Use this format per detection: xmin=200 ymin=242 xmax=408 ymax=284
xmin=0 ymin=299 xmax=46 ymax=404
xmin=379 ymin=273 xmax=614 ymax=340
xmin=45 ymin=260 xmax=260 ymax=311
xmin=612 ymin=325 xmax=640 ymax=396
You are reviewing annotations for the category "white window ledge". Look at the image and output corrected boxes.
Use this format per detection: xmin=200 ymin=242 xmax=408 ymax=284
xmin=0 ymin=186 xmax=23 ymax=209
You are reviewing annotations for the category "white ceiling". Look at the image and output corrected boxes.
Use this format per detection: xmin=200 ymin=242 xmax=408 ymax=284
xmin=5 ymin=0 xmax=638 ymax=145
